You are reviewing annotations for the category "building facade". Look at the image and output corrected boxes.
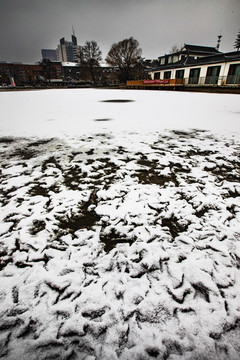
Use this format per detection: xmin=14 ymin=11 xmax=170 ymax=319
xmin=0 ymin=62 xmax=62 ymax=86
xmin=127 ymin=44 xmax=240 ymax=89
xmin=57 ymin=35 xmax=81 ymax=63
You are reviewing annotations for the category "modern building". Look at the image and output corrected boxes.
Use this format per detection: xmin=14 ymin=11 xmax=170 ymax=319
xmin=57 ymin=35 xmax=81 ymax=63
xmin=41 ymin=49 xmax=58 ymax=62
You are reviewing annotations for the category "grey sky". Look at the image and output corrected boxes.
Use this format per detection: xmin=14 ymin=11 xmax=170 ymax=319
xmin=0 ymin=0 xmax=239 ymax=64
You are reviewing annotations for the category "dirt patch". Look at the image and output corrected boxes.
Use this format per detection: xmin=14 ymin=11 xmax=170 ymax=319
xmin=100 ymin=228 xmax=135 ymax=253
xmin=42 ymin=157 xmax=62 ymax=172
xmin=0 ymin=137 xmax=16 ymax=144
xmin=56 ymin=191 xmax=100 ymax=235
xmin=134 ymin=169 xmax=179 ymax=187
xmin=28 ymin=139 xmax=54 ymax=147
xmin=162 ymin=215 xmax=188 ymax=239
xmin=10 ymin=148 xmax=38 ymax=160
xmin=29 ymin=220 xmax=46 ymax=235
xmin=204 ymin=163 xmax=240 ymax=182
xmin=63 ymin=165 xmax=85 ymax=190
xmin=29 ymin=183 xmax=59 ymax=197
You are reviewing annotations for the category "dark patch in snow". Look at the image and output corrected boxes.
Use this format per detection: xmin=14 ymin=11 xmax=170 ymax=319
xmin=17 ymin=318 xmax=39 ymax=339
xmin=100 ymin=228 xmax=135 ymax=252
xmin=162 ymin=339 xmax=183 ymax=359
xmin=145 ymin=346 xmax=160 ymax=357
xmin=29 ymin=183 xmax=60 ymax=197
xmin=63 ymin=165 xmax=85 ymax=190
xmin=12 ymin=286 xmax=19 ymax=303
xmin=162 ymin=215 xmax=188 ymax=239
xmin=10 ymin=147 xmax=38 ymax=160
xmin=101 ymin=99 xmax=134 ymax=103
xmin=42 ymin=156 xmax=62 ymax=172
xmin=0 ymin=136 xmax=16 ymax=143
xmin=29 ymin=138 xmax=54 ymax=147
xmin=82 ymin=308 xmax=106 ymax=320
xmin=3 ymin=213 xmax=21 ymax=232
xmin=29 ymin=220 xmax=46 ymax=235
xmin=56 ymin=191 xmax=100 ymax=234
xmin=135 ymin=169 xmax=179 ymax=187
xmin=186 ymin=148 xmax=216 ymax=157
xmin=192 ymin=283 xmax=210 ymax=303
xmin=167 ymin=287 xmax=191 ymax=304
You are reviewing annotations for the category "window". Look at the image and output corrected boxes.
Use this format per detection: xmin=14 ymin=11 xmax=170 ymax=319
xmin=227 ymin=64 xmax=240 ymax=84
xmin=189 ymin=68 xmax=200 ymax=84
xmin=176 ymin=69 xmax=184 ymax=79
xmin=164 ymin=71 xmax=171 ymax=79
xmin=154 ymin=72 xmax=160 ymax=80
xmin=205 ymin=66 xmax=221 ymax=84
xmin=173 ymin=55 xmax=179 ymax=63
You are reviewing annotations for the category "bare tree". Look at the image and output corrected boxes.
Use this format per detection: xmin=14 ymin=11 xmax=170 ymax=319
xmin=169 ymin=44 xmax=182 ymax=54
xmin=80 ymin=41 xmax=102 ymax=84
xmin=105 ymin=37 xmax=143 ymax=82
xmin=234 ymin=29 xmax=240 ymax=51
xmin=39 ymin=59 xmax=57 ymax=84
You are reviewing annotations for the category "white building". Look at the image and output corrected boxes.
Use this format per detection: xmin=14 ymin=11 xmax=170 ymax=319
xmin=127 ymin=44 xmax=240 ymax=88
xmin=148 ymin=44 xmax=240 ymax=86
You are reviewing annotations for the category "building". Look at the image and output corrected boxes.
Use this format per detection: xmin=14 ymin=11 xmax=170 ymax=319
xmin=157 ymin=44 xmax=221 ymax=67
xmin=41 ymin=49 xmax=58 ymax=62
xmin=127 ymin=44 xmax=240 ymax=89
xmin=0 ymin=62 xmax=62 ymax=86
xmin=57 ymin=35 xmax=81 ymax=63
xmin=61 ymin=62 xmax=80 ymax=82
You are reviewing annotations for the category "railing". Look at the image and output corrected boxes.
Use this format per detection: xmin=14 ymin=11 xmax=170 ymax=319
xmin=126 ymin=78 xmax=184 ymax=87
xmin=126 ymin=76 xmax=240 ymax=88
xmin=185 ymin=75 xmax=240 ymax=86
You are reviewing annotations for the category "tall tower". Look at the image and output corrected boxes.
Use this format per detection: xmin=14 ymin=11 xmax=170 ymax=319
xmin=57 ymin=30 xmax=81 ymax=63
xmin=72 ymin=26 xmax=77 ymax=46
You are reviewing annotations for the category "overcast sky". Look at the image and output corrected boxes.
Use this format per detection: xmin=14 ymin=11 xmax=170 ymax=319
xmin=0 ymin=0 xmax=239 ymax=64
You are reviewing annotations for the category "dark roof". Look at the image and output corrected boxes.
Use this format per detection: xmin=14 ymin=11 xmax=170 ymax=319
xmin=158 ymin=44 xmax=221 ymax=60
xmin=149 ymin=51 xmax=240 ymax=72
xmin=183 ymin=44 xmax=220 ymax=54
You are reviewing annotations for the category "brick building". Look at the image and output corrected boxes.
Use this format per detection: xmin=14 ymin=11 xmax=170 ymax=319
xmin=0 ymin=62 xmax=62 ymax=86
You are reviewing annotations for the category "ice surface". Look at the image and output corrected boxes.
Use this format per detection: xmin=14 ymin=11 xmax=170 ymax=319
xmin=0 ymin=89 xmax=240 ymax=359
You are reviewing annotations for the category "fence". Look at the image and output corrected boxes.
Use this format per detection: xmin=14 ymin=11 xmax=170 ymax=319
xmin=185 ymin=75 xmax=240 ymax=86
xmin=127 ymin=75 xmax=240 ymax=88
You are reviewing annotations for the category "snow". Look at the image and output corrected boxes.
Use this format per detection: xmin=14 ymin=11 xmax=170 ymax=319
xmin=0 ymin=89 xmax=240 ymax=359
xmin=0 ymin=89 xmax=240 ymax=138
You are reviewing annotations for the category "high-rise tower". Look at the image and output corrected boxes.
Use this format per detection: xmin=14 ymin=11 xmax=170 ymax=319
xmin=57 ymin=31 xmax=81 ymax=63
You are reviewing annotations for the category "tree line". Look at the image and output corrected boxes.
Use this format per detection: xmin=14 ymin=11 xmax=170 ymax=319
xmin=79 ymin=36 xmax=143 ymax=84
xmin=40 ymin=36 xmax=143 ymax=85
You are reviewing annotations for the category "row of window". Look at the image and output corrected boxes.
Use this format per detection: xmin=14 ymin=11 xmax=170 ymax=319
xmin=154 ymin=64 xmax=240 ymax=84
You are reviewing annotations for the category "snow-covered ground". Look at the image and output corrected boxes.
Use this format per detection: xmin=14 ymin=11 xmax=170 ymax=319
xmin=0 ymin=89 xmax=240 ymax=359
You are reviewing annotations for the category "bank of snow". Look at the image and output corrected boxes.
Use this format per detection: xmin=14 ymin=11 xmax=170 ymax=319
xmin=0 ymin=89 xmax=240 ymax=360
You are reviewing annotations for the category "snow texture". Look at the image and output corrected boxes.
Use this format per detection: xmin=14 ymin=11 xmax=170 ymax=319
xmin=0 ymin=89 xmax=240 ymax=359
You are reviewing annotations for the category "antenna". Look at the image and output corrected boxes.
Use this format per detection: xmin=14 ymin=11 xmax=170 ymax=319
xmin=216 ymin=34 xmax=222 ymax=50
xmin=72 ymin=25 xmax=75 ymax=37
